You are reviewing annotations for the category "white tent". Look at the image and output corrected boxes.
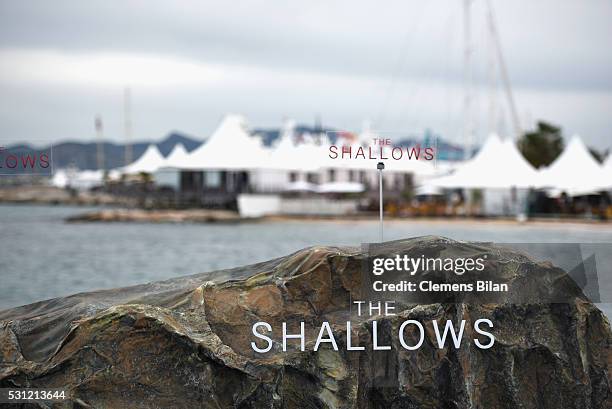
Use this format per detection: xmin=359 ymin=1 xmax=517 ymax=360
xmin=154 ymin=143 xmax=192 ymax=189
xmin=51 ymin=169 xmax=69 ymax=188
xmin=162 ymin=143 xmax=190 ymax=169
xmin=267 ymin=121 xmax=321 ymax=172
xmin=501 ymin=137 xmax=541 ymax=183
xmin=429 ymin=134 xmax=539 ymax=189
xmin=52 ymin=168 xmax=116 ymax=190
xmin=178 ymin=114 xmax=272 ymax=170
xmin=603 ymin=155 xmax=612 ymax=184
xmin=122 ymin=144 xmax=166 ymax=174
xmin=537 ymin=135 xmax=609 ymax=195
xmin=428 ymin=133 xmax=501 ymax=188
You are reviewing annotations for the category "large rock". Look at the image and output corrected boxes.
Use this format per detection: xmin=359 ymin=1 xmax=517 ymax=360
xmin=0 ymin=237 xmax=610 ymax=408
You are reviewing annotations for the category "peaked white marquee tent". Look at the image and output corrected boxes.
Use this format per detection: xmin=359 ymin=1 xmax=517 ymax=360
xmin=162 ymin=143 xmax=190 ymax=169
xmin=122 ymin=144 xmax=166 ymax=174
xmin=603 ymin=155 xmax=612 ymax=182
xmin=177 ymin=114 xmax=271 ymax=171
xmin=268 ymin=121 xmax=322 ymax=172
xmin=429 ymin=134 xmax=539 ymax=189
xmin=537 ymin=135 xmax=609 ymax=195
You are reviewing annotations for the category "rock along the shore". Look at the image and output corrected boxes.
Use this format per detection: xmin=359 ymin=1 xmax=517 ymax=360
xmin=0 ymin=237 xmax=610 ymax=408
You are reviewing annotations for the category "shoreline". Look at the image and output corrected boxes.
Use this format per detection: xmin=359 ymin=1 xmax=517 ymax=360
xmin=58 ymin=206 xmax=612 ymax=227
xmin=1 ymin=187 xmax=609 ymax=227
xmin=267 ymin=214 xmax=612 ymax=226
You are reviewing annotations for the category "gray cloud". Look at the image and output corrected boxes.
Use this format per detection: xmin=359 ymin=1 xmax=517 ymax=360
xmin=0 ymin=0 xmax=610 ymax=149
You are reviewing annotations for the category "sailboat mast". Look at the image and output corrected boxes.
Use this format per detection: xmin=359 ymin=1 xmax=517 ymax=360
xmin=486 ymin=0 xmax=522 ymax=140
xmin=463 ymin=0 xmax=473 ymax=160
xmin=124 ymin=87 xmax=133 ymax=166
xmin=487 ymin=5 xmax=498 ymax=137
xmin=95 ymin=116 xmax=105 ymax=171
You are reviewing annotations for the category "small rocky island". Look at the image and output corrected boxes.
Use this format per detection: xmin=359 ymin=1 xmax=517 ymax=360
xmin=65 ymin=208 xmax=245 ymax=223
xmin=1 ymin=237 xmax=610 ymax=408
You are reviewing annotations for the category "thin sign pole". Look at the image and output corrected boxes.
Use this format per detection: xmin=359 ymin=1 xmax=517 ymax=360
xmin=377 ymin=162 xmax=385 ymax=242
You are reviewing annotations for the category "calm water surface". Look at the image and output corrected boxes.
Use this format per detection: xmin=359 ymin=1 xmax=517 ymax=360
xmin=1 ymin=204 xmax=611 ymax=311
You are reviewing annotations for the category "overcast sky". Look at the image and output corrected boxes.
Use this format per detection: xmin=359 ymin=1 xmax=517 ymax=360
xmin=0 ymin=0 xmax=611 ymax=149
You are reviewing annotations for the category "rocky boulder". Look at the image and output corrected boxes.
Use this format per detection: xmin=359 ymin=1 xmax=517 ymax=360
xmin=0 ymin=237 xmax=610 ymax=408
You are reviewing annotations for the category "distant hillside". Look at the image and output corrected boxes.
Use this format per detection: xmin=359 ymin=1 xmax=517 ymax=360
xmin=6 ymin=132 xmax=203 ymax=171
xmin=5 ymin=127 xmax=466 ymax=171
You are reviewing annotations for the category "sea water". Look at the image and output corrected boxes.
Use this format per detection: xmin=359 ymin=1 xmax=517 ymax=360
xmin=1 ymin=204 xmax=610 ymax=317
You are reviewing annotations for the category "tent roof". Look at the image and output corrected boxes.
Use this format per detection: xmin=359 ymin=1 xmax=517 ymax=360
xmin=429 ymin=134 xmax=539 ymax=189
xmin=537 ymin=135 xmax=609 ymax=194
xmin=122 ymin=144 xmax=165 ymax=174
xmin=177 ymin=114 xmax=272 ymax=170
xmin=161 ymin=143 xmax=190 ymax=169
xmin=268 ymin=123 xmax=323 ymax=172
xmin=603 ymin=155 xmax=612 ymax=183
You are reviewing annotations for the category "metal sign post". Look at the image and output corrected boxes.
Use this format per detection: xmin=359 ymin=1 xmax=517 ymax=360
xmin=377 ymin=162 xmax=385 ymax=242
